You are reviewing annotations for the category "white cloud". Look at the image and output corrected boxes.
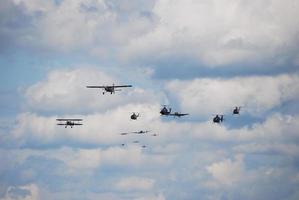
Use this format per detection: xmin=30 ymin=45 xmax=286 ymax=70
xmin=13 ymin=0 xmax=54 ymax=14
xmin=124 ymin=0 xmax=299 ymax=66
xmin=233 ymin=143 xmax=299 ymax=157
xmin=10 ymin=0 xmax=156 ymax=53
xmin=166 ymin=74 xmax=299 ymax=116
xmin=116 ymin=177 xmax=155 ymax=191
xmin=25 ymin=68 xmax=161 ymax=113
xmin=11 ymin=102 xmax=164 ymax=146
xmin=0 ymin=184 xmax=39 ymax=200
xmin=6 ymin=0 xmax=299 ymax=67
xmin=134 ymin=194 xmax=165 ymax=200
xmin=206 ymin=154 xmax=245 ymax=187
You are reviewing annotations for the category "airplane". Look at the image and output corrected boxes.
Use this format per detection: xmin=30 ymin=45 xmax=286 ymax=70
xmin=213 ymin=115 xmax=224 ymax=123
xmin=151 ymin=133 xmax=158 ymax=137
xmin=56 ymin=119 xmax=83 ymax=128
xmin=160 ymin=105 xmax=171 ymax=115
xmin=133 ymin=130 xmax=150 ymax=135
xmin=130 ymin=112 xmax=140 ymax=120
xmin=233 ymin=106 xmax=241 ymax=115
xmin=120 ymin=130 xmax=150 ymax=135
xmin=169 ymin=112 xmax=189 ymax=117
xmin=86 ymin=84 xmax=132 ymax=94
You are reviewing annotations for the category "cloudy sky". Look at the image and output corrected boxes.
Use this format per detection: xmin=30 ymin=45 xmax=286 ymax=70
xmin=1 ymin=0 xmax=299 ymax=199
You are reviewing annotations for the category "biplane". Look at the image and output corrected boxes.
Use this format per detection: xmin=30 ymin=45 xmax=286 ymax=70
xmin=56 ymin=119 xmax=83 ymax=128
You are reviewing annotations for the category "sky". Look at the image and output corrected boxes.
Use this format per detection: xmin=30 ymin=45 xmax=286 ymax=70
xmin=0 ymin=0 xmax=299 ymax=199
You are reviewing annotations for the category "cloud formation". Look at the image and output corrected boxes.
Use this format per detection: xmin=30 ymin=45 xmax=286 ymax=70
xmin=1 ymin=0 xmax=299 ymax=199
xmin=166 ymin=74 xmax=299 ymax=117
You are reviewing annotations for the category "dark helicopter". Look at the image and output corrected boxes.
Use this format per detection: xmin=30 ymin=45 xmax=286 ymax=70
xmin=160 ymin=105 xmax=171 ymax=115
xmin=233 ymin=106 xmax=241 ymax=115
xmin=130 ymin=112 xmax=140 ymax=120
xmin=213 ymin=115 xmax=224 ymax=123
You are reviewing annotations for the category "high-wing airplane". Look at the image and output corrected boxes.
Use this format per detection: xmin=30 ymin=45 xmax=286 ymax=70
xmin=169 ymin=112 xmax=189 ymax=117
xmin=213 ymin=115 xmax=224 ymax=123
xmin=160 ymin=105 xmax=171 ymax=115
xmin=130 ymin=112 xmax=140 ymax=120
xmin=86 ymin=84 xmax=132 ymax=94
xmin=233 ymin=106 xmax=241 ymax=115
xmin=56 ymin=119 xmax=83 ymax=128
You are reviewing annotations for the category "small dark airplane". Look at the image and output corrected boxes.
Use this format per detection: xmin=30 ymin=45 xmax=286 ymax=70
xmin=233 ymin=106 xmax=241 ymax=115
xmin=120 ymin=130 xmax=150 ymax=135
xmin=160 ymin=105 xmax=171 ymax=115
xmin=86 ymin=84 xmax=132 ymax=95
xmin=169 ymin=112 xmax=189 ymax=117
xmin=130 ymin=112 xmax=140 ymax=120
xmin=213 ymin=115 xmax=224 ymax=123
xmin=121 ymin=143 xmax=125 ymax=147
xmin=133 ymin=130 xmax=150 ymax=135
xmin=56 ymin=119 xmax=83 ymax=128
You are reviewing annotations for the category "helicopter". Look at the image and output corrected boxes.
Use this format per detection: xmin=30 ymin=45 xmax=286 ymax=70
xmin=160 ymin=105 xmax=172 ymax=115
xmin=233 ymin=106 xmax=241 ymax=115
xmin=213 ymin=115 xmax=224 ymax=123
xmin=130 ymin=112 xmax=140 ymax=120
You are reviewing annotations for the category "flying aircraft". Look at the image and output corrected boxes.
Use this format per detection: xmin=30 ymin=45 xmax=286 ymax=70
xmin=56 ymin=119 xmax=83 ymax=128
xmin=133 ymin=130 xmax=150 ymax=135
xmin=213 ymin=115 xmax=224 ymax=123
xmin=141 ymin=145 xmax=147 ymax=148
xmin=151 ymin=133 xmax=158 ymax=137
xmin=233 ymin=106 xmax=241 ymax=115
xmin=120 ymin=130 xmax=150 ymax=135
xmin=86 ymin=84 xmax=132 ymax=94
xmin=169 ymin=112 xmax=189 ymax=117
xmin=130 ymin=112 xmax=140 ymax=120
xmin=160 ymin=105 xmax=171 ymax=115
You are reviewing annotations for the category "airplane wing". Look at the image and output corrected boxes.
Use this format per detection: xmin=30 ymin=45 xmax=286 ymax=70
xmin=73 ymin=123 xmax=83 ymax=126
xmin=169 ymin=113 xmax=189 ymax=116
xmin=178 ymin=113 xmax=189 ymax=116
xmin=113 ymin=85 xmax=132 ymax=88
xmin=86 ymin=86 xmax=106 ymax=88
xmin=56 ymin=119 xmax=83 ymax=121
xmin=57 ymin=123 xmax=67 ymax=125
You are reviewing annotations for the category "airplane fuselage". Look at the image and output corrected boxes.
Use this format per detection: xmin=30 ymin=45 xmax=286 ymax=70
xmin=105 ymin=86 xmax=114 ymax=93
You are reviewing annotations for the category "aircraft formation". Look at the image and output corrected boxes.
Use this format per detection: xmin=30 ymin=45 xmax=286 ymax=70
xmin=56 ymin=84 xmax=243 ymax=148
